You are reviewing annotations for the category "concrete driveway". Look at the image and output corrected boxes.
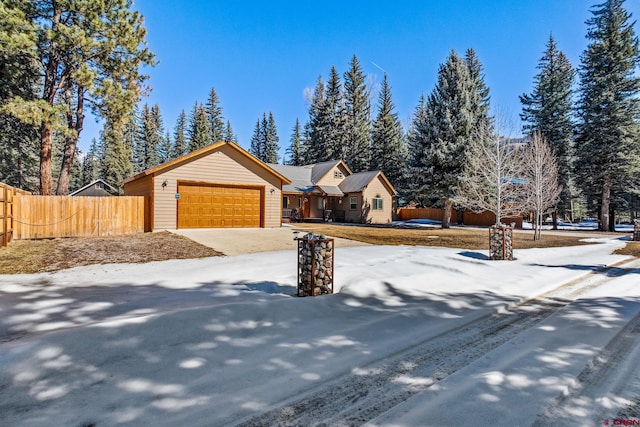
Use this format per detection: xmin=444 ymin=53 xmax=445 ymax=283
xmin=172 ymin=225 xmax=369 ymax=256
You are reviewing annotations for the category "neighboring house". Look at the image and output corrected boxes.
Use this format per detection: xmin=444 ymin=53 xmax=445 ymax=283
xmin=122 ymin=141 xmax=291 ymax=231
xmin=69 ymin=179 xmax=118 ymax=197
xmin=269 ymin=160 xmax=397 ymax=224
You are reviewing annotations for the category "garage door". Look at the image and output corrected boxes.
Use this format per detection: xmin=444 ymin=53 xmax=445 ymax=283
xmin=177 ymin=184 xmax=262 ymax=228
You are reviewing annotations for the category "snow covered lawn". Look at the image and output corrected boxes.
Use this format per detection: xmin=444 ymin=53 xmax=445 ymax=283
xmin=1 ymin=237 xmax=639 ymax=426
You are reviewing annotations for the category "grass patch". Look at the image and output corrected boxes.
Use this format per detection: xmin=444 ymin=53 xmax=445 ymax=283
xmin=614 ymin=241 xmax=640 ymax=257
xmin=293 ymin=223 xmax=598 ymax=250
xmin=0 ymin=231 xmax=222 ymax=274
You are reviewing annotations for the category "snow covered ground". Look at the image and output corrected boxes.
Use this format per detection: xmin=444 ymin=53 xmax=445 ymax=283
xmin=1 ymin=237 xmax=640 ymax=426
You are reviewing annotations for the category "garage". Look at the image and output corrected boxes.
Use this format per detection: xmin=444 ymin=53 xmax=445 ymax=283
xmin=122 ymin=141 xmax=290 ymax=231
xmin=177 ymin=183 xmax=263 ymax=228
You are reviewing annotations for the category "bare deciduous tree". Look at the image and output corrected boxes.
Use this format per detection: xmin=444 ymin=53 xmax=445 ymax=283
xmin=455 ymin=123 xmax=526 ymax=224
xmin=522 ymin=132 xmax=562 ymax=240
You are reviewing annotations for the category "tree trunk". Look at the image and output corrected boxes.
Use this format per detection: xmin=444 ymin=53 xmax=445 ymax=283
xmin=533 ymin=211 xmax=540 ymax=241
xmin=609 ymin=204 xmax=616 ymax=232
xmin=39 ymin=121 xmax=53 ymax=195
xmin=56 ymin=86 xmax=84 ymax=195
xmin=552 ymin=211 xmax=558 ymax=230
xmin=600 ymin=182 xmax=611 ymax=232
xmin=442 ymin=199 xmax=452 ymax=229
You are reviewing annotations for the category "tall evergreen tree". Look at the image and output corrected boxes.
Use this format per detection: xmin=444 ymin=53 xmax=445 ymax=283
xmin=305 ymin=76 xmax=329 ymax=164
xmin=81 ymin=138 xmax=103 ymax=185
xmin=0 ymin=2 xmax=40 ymax=191
xmin=575 ymin=0 xmax=640 ymax=231
xmin=224 ymin=120 xmax=238 ymax=144
xmin=264 ymin=112 xmax=280 ymax=163
xmin=172 ymin=110 xmax=188 ymax=158
xmin=0 ymin=0 xmax=155 ymax=195
xmin=188 ymin=103 xmax=211 ymax=152
xmin=206 ymin=86 xmax=226 ymax=143
xmin=465 ymin=48 xmax=492 ymax=132
xmin=136 ymin=103 xmax=164 ymax=171
xmin=370 ymin=74 xmax=406 ymax=187
xmin=343 ymin=55 xmax=371 ymax=172
xmin=286 ymin=118 xmax=304 ymax=165
xmin=520 ymin=35 xmax=575 ymax=220
xmin=409 ymin=50 xmax=476 ymax=228
xmin=158 ymin=130 xmax=172 ymax=164
xmin=325 ymin=66 xmax=347 ymax=160
xmin=101 ymin=115 xmax=134 ymax=192
xmin=249 ymin=118 xmax=264 ymax=160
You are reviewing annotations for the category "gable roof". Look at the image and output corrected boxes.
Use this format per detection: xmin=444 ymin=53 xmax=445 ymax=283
xmin=69 ymin=179 xmax=118 ymax=196
xmin=310 ymin=160 xmax=351 ymax=183
xmin=267 ymin=163 xmax=315 ymax=193
xmin=339 ymin=171 xmax=397 ymax=195
xmin=121 ymin=141 xmax=291 ymax=185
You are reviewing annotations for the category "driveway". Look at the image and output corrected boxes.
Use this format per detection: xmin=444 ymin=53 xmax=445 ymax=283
xmin=171 ymin=225 xmax=369 ymax=255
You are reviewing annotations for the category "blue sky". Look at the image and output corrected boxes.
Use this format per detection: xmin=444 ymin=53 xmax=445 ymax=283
xmin=80 ymin=0 xmax=640 ymax=161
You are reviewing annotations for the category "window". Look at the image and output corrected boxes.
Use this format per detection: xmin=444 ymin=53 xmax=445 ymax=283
xmin=334 ymin=171 xmax=343 ymax=179
xmin=317 ymin=197 xmax=324 ymax=210
xmin=282 ymin=196 xmax=289 ymax=209
xmin=298 ymin=197 xmax=302 ymax=208
xmin=372 ymin=195 xmax=383 ymax=210
xmin=350 ymin=197 xmax=357 ymax=210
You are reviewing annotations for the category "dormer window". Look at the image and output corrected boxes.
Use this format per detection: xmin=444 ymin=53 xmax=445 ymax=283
xmin=334 ymin=171 xmax=343 ymax=179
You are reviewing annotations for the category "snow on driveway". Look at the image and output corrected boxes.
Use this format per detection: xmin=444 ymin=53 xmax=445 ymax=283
xmin=0 ymin=237 xmax=639 ymax=426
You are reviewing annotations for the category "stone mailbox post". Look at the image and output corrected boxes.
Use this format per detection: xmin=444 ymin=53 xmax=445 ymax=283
xmin=296 ymin=233 xmax=334 ymax=296
xmin=489 ymin=223 xmax=514 ymax=260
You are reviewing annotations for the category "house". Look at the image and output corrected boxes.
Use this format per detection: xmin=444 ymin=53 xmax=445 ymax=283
xmin=122 ymin=141 xmax=291 ymax=231
xmin=268 ymin=160 xmax=397 ymax=224
xmin=69 ymin=179 xmax=118 ymax=197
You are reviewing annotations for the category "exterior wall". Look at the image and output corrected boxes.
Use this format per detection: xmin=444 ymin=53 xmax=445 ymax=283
xmin=151 ymin=144 xmax=282 ymax=229
xmin=362 ymin=176 xmax=394 ymax=224
xmin=315 ymin=163 xmax=350 ymax=187
xmin=344 ymin=193 xmax=363 ymax=223
xmin=123 ymin=175 xmax=153 ymax=232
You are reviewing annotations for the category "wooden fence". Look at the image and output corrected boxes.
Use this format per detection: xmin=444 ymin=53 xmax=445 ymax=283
xmin=1 ymin=182 xmax=30 ymax=247
xmin=13 ymin=194 xmax=145 ymax=240
xmin=397 ymin=207 xmax=523 ymax=229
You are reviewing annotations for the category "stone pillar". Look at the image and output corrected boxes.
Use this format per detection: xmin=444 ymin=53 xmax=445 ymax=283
xmin=489 ymin=224 xmax=514 ymax=261
xmin=296 ymin=233 xmax=334 ymax=296
xmin=634 ymin=219 xmax=640 ymax=242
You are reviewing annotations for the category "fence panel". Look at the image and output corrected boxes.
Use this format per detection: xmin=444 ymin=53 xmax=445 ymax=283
xmin=397 ymin=207 xmax=522 ymax=228
xmin=14 ymin=195 xmax=145 ymax=239
xmin=1 ymin=182 xmax=29 ymax=247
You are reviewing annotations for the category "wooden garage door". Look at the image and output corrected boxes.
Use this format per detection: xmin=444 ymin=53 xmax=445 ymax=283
xmin=177 ymin=184 xmax=262 ymax=228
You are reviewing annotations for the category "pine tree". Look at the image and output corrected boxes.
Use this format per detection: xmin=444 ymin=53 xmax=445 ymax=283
xmin=520 ymin=35 xmax=575 ymax=221
xmin=206 ymin=86 xmax=226 ymax=143
xmin=465 ymin=48 xmax=492 ymax=132
xmin=409 ymin=50 xmax=477 ymax=228
xmin=343 ymin=55 xmax=371 ymax=172
xmin=0 ymin=0 xmax=155 ymax=195
xmin=286 ymin=118 xmax=304 ymax=165
xmin=263 ymin=112 xmax=280 ymax=163
xmin=81 ymin=138 xmax=103 ymax=185
xmin=370 ymin=74 xmax=406 ymax=188
xmin=188 ymin=103 xmax=211 ymax=152
xmin=101 ymin=115 xmax=134 ymax=192
xmin=173 ymin=110 xmax=188 ymax=158
xmin=325 ymin=66 xmax=346 ymax=160
xmin=136 ymin=103 xmax=164 ymax=171
xmin=224 ymin=120 xmax=238 ymax=144
xmin=158 ymin=130 xmax=172 ymax=164
xmin=305 ymin=76 xmax=329 ymax=164
xmin=250 ymin=118 xmax=264 ymax=160
xmin=575 ymin=0 xmax=640 ymax=231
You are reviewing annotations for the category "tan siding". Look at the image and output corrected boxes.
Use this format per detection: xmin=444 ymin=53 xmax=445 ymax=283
xmin=123 ymin=175 xmax=153 ymax=231
xmin=316 ymin=163 xmax=350 ymax=187
xmin=362 ymin=177 xmax=393 ymax=224
xmin=344 ymin=194 xmax=362 ymax=223
xmin=152 ymin=144 xmax=282 ymax=229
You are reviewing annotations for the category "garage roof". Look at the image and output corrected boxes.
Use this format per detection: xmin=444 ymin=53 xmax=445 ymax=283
xmin=121 ymin=141 xmax=291 ymax=185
